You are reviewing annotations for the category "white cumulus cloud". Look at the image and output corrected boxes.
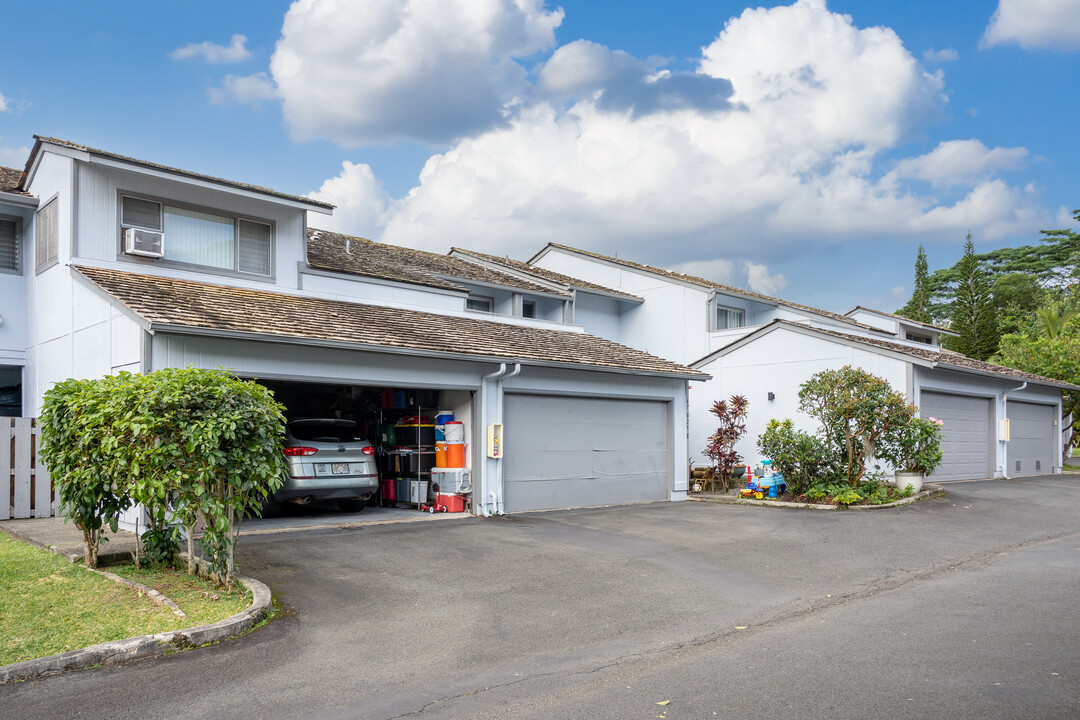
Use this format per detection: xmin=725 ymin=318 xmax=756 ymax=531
xmin=0 ymin=140 xmax=30 ymax=168
xmin=744 ymin=262 xmax=788 ymax=295
xmin=308 ymin=161 xmax=390 ymax=237
xmin=270 ymin=0 xmax=564 ymax=145
xmin=983 ymin=0 xmax=1080 ymax=51
xmin=208 ymin=73 xmax=278 ymax=105
xmin=922 ymin=48 xmax=959 ymax=64
xmin=173 ymin=34 xmax=253 ymax=63
xmin=0 ymin=91 xmax=8 ymax=113
xmin=894 ymin=139 xmax=1028 ymax=187
xmin=311 ymin=0 xmax=1049 ymax=271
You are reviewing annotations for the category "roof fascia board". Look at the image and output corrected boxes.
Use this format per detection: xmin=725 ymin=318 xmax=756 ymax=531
xmin=449 ymin=249 xmax=572 ymax=294
xmin=453 ymin=249 xmax=643 ymax=302
xmin=433 ymin=273 xmax=571 ymax=299
xmin=298 ymin=262 xmax=468 ymax=298
xmin=847 ymin=307 xmax=959 ymax=337
xmin=150 ymin=323 xmax=707 ymax=380
xmin=88 ymin=155 xmax=333 ymax=214
xmin=692 ymin=321 xmax=934 ymax=369
xmin=0 ymin=191 xmax=39 ymax=208
xmin=929 ymin=361 xmax=1077 ymax=390
xmin=571 ymin=286 xmax=645 ymax=304
xmin=542 ymin=245 xmax=713 ymax=293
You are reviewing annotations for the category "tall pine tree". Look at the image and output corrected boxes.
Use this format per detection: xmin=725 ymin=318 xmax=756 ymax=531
xmin=946 ymin=234 xmax=998 ymax=360
xmin=898 ymin=245 xmax=931 ymax=323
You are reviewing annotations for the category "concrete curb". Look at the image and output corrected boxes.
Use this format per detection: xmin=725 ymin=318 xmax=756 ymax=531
xmin=688 ymin=484 xmax=945 ymax=511
xmin=0 ymin=569 xmax=272 ymax=685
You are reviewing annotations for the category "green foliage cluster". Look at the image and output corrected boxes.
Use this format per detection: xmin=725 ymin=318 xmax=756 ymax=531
xmin=756 ymin=419 xmax=839 ymax=496
xmin=897 ymin=245 xmax=932 ymax=324
xmin=39 ymin=368 xmax=286 ymax=586
xmin=946 ymin=235 xmax=999 ymax=360
xmin=757 ymin=367 xmax=939 ymax=505
xmin=797 ymin=366 xmax=913 ymax=485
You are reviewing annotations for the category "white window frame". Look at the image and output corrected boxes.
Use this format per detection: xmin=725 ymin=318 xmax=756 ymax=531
xmin=118 ymin=193 xmax=275 ymax=278
xmin=0 ymin=214 xmax=22 ymax=275
xmin=714 ymin=303 xmax=745 ymax=331
xmin=467 ymin=296 xmax=494 ymax=313
xmin=35 ymin=197 xmax=59 ymax=273
xmin=905 ymin=332 xmax=933 ymax=345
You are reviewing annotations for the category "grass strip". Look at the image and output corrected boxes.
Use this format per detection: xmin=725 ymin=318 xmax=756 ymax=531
xmin=0 ymin=534 xmax=250 ymax=666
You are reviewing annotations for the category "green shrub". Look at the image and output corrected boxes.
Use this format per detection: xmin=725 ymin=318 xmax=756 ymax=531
xmin=39 ymin=368 xmax=286 ymax=586
xmin=757 ymin=419 xmax=840 ymax=495
xmin=797 ymin=366 xmax=914 ymax=485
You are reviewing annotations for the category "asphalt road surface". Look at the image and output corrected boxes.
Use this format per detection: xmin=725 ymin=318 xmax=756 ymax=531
xmin=3 ymin=476 xmax=1078 ymax=719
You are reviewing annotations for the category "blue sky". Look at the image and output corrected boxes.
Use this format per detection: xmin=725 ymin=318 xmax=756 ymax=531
xmin=2 ymin=0 xmax=1078 ymax=314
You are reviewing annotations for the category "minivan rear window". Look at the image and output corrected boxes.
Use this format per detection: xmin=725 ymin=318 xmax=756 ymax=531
xmin=289 ymin=420 xmax=360 ymax=443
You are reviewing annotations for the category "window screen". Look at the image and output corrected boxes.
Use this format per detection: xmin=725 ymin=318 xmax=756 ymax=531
xmin=522 ymin=300 xmax=536 ymax=318
xmin=716 ymin=306 xmax=745 ymax=330
xmin=36 ymin=199 xmax=58 ymax=269
xmin=122 ymin=196 xmax=163 ymax=231
xmin=0 ymin=219 xmax=18 ymax=272
xmin=238 ymin=219 xmax=271 ymax=275
xmin=163 ymin=206 xmax=234 ymax=269
xmin=467 ymin=297 xmax=493 ymax=312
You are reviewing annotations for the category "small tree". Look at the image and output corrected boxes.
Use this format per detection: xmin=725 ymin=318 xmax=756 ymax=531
xmin=702 ymin=395 xmax=748 ymax=492
xmin=797 ymin=366 xmax=913 ymax=486
xmin=39 ymin=376 xmax=134 ymax=567
xmin=947 ymin=234 xmax=999 ymax=360
xmin=898 ymin=245 xmax=932 ymax=324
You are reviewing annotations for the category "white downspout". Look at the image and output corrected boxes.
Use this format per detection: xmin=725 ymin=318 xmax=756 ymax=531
xmin=479 ymin=363 xmax=508 ymax=516
xmin=1000 ymin=382 xmax=1028 ymax=478
xmin=494 ymin=363 xmax=522 ymax=514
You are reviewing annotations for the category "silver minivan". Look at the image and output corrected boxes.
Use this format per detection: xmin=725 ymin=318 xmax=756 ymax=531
xmin=276 ymin=418 xmax=378 ymax=512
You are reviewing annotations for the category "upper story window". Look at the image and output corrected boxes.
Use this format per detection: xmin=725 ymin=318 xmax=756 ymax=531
xmin=716 ymin=305 xmax=745 ymax=330
xmin=0 ymin=216 xmax=20 ymax=274
xmin=905 ymin=332 xmax=933 ymax=344
xmin=522 ymin=300 xmax=536 ymax=318
xmin=121 ymin=195 xmax=272 ymax=276
xmin=36 ymin=198 xmax=58 ymax=270
xmin=467 ymin=296 xmax=493 ymax=312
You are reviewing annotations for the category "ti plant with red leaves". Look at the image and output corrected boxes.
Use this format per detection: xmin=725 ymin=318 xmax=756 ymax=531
xmin=702 ymin=395 xmax=749 ymax=493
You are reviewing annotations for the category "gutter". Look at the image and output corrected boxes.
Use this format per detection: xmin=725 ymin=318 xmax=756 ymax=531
xmin=0 ymin=190 xmax=39 ymax=209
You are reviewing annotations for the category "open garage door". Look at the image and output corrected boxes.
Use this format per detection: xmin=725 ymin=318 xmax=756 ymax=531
xmin=920 ymin=391 xmax=993 ymax=482
xmin=1007 ymin=402 xmax=1056 ymax=476
xmin=502 ymin=395 xmax=670 ymax=512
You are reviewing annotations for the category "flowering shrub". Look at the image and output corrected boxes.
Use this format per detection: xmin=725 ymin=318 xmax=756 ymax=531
xmin=877 ymin=416 xmax=944 ymax=475
xmin=703 ymin=395 xmax=749 ymax=492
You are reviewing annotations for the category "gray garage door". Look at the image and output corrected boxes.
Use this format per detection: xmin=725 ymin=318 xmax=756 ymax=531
xmin=1006 ymin=401 xmax=1056 ymax=476
xmin=502 ymin=395 xmax=670 ymax=512
xmin=919 ymin=391 xmax=992 ymax=482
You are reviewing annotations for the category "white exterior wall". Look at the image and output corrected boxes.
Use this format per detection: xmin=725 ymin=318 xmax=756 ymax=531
xmin=534 ymin=250 xmax=713 ymax=365
xmin=914 ymin=366 xmax=1064 ymax=478
xmin=298 ymin=268 xmax=466 ymax=313
xmin=690 ymin=327 xmax=908 ymax=469
xmin=74 ymin=162 xmax=307 ymax=291
xmin=573 ymin=292 xmax=625 ymax=341
xmin=847 ymin=310 xmax=899 ymax=334
xmin=0 ymin=201 xmax=33 ymax=366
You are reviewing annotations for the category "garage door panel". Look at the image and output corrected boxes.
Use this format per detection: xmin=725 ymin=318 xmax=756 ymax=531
xmin=920 ymin=392 xmax=992 ymax=482
xmin=1007 ymin=402 xmax=1055 ymax=476
xmin=503 ymin=395 xmax=670 ymax=512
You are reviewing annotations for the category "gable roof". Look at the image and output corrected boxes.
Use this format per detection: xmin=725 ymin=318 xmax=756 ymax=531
xmin=74 ymin=265 xmax=702 ymax=378
xmin=531 ymin=243 xmax=884 ymax=333
xmin=308 ymin=229 xmax=571 ymax=298
xmin=25 ymin=137 xmax=333 ymax=210
xmin=847 ymin=306 xmax=957 ymax=336
xmin=450 ymin=247 xmax=642 ymax=301
xmin=693 ymin=319 xmax=1078 ymax=390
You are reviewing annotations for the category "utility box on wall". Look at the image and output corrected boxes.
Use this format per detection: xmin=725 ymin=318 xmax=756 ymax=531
xmin=486 ymin=423 xmax=503 ymax=458
xmin=998 ymin=418 xmax=1011 ymax=442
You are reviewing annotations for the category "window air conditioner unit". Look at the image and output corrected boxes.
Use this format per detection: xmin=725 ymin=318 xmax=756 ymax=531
xmin=124 ymin=228 xmax=164 ymax=258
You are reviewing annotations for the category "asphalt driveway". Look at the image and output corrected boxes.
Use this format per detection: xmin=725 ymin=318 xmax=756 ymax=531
xmin=3 ymin=476 xmax=1078 ymax=719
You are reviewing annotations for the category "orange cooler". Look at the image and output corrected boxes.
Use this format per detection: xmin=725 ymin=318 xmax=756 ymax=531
xmin=435 ymin=441 xmax=448 ymax=467
xmin=445 ymin=442 xmax=465 ymax=468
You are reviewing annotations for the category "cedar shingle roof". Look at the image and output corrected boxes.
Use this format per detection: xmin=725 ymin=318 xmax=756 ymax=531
xmin=308 ymin=229 xmax=570 ymax=297
xmin=450 ymin=247 xmax=641 ymax=300
xmin=31 ymin=137 xmax=332 ymax=209
xmin=0 ymin=166 xmax=30 ymax=196
xmin=534 ymin=243 xmax=884 ymax=333
xmin=75 ymin=265 xmax=703 ymax=378
xmin=700 ymin=319 xmax=1077 ymax=390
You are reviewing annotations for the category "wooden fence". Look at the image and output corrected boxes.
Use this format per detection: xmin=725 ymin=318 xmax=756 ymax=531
xmin=1 ymin=417 xmax=54 ymax=520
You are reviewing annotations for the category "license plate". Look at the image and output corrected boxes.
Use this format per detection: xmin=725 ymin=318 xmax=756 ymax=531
xmin=331 ymin=463 xmax=350 ymax=475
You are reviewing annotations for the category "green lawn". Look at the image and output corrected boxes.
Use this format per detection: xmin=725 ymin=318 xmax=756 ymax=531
xmin=0 ymin=534 xmax=250 ymax=666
